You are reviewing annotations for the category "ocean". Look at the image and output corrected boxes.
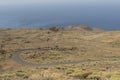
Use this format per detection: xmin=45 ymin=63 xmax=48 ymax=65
xmin=0 ymin=0 xmax=120 ymax=30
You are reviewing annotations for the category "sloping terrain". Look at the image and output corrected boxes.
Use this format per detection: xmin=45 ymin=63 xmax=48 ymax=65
xmin=0 ymin=26 xmax=120 ymax=80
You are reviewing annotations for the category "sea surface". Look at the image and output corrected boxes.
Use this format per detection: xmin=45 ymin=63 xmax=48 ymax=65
xmin=0 ymin=0 xmax=120 ymax=29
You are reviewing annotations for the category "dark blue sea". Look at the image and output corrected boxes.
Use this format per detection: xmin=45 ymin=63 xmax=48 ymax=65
xmin=0 ymin=0 xmax=120 ymax=30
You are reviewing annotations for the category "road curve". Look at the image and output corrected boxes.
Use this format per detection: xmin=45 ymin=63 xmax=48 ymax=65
xmin=12 ymin=48 xmax=98 ymax=67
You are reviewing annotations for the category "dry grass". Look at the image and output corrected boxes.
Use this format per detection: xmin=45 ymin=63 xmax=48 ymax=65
xmin=0 ymin=27 xmax=120 ymax=80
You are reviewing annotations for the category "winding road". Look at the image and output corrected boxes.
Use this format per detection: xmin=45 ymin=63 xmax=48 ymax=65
xmin=12 ymin=48 xmax=98 ymax=67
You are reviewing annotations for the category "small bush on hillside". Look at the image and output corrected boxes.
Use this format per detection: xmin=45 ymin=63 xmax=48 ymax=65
xmin=69 ymin=72 xmax=92 ymax=79
xmin=0 ymin=50 xmax=5 ymax=55
xmin=49 ymin=26 xmax=60 ymax=32
xmin=16 ymin=70 xmax=29 ymax=79
xmin=83 ymin=26 xmax=93 ymax=31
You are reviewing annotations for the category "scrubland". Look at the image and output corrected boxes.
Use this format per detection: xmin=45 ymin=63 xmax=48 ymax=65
xmin=0 ymin=26 xmax=120 ymax=80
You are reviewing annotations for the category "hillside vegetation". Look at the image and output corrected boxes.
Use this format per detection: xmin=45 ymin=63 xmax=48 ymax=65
xmin=0 ymin=26 xmax=120 ymax=80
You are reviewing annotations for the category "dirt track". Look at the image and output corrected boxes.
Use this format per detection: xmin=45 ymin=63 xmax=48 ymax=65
xmin=12 ymin=48 xmax=99 ymax=67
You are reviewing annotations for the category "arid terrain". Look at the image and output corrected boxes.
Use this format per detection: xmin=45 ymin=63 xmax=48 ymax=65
xmin=0 ymin=26 xmax=120 ymax=80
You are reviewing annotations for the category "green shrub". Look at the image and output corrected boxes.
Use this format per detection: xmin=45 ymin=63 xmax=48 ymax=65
xmin=69 ymin=71 xmax=92 ymax=79
xmin=0 ymin=73 xmax=15 ymax=77
xmin=0 ymin=50 xmax=5 ymax=54
xmin=16 ymin=70 xmax=29 ymax=79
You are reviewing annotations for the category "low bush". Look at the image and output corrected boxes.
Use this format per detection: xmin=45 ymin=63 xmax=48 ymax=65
xmin=48 ymin=26 xmax=60 ymax=32
xmin=16 ymin=70 xmax=30 ymax=79
xmin=0 ymin=50 xmax=5 ymax=55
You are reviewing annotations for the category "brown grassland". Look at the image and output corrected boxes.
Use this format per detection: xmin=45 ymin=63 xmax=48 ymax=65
xmin=0 ymin=26 xmax=120 ymax=80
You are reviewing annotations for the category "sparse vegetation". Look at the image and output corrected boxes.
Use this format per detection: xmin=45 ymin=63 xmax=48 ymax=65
xmin=48 ymin=26 xmax=61 ymax=32
xmin=0 ymin=50 xmax=5 ymax=55
xmin=0 ymin=27 xmax=120 ymax=80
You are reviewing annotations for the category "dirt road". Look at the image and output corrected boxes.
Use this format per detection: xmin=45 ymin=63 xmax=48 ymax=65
xmin=12 ymin=48 xmax=98 ymax=66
